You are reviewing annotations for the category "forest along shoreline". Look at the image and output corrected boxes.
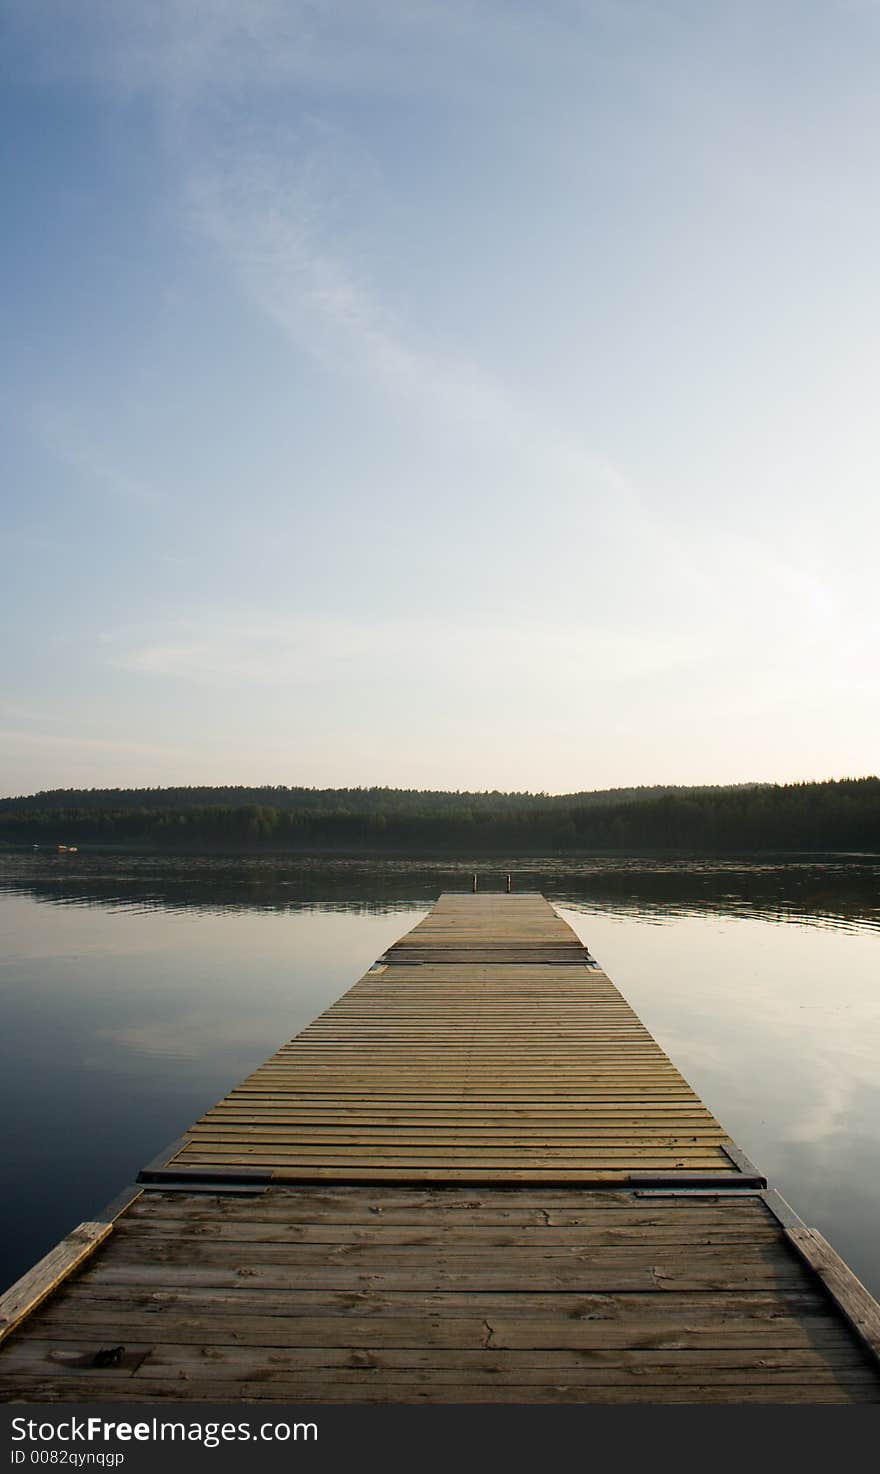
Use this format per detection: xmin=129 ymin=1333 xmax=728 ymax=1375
xmin=0 ymin=776 xmax=878 ymax=854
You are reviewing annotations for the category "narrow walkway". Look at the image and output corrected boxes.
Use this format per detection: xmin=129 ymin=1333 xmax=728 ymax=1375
xmin=1 ymin=894 xmax=878 ymax=1403
xmin=165 ymin=893 xmax=733 ymax=1183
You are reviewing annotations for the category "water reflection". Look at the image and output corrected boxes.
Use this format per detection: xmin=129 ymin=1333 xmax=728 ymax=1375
xmin=0 ymin=890 xmax=425 ymax=1292
xmin=1 ymin=850 xmax=878 ymax=931
xmin=0 ymin=850 xmax=878 ymax=1310
xmin=557 ymin=904 xmax=880 ymax=1303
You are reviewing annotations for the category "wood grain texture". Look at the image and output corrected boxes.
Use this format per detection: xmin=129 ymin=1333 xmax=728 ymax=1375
xmin=0 ymin=1223 xmax=112 ymax=1347
xmin=786 ymin=1226 xmax=880 ymax=1362
xmin=2 ymin=1186 xmax=879 ymax=1403
xmin=168 ymin=894 xmax=730 ymax=1182
xmin=3 ymin=893 xmax=879 ymax=1405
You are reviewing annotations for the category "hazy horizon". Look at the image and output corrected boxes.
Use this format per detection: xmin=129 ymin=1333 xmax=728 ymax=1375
xmin=3 ymin=772 xmax=876 ymax=805
xmin=4 ymin=4 xmax=877 ymax=795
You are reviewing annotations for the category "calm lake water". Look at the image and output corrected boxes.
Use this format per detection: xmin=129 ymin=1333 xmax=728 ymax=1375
xmin=1 ymin=850 xmax=878 ymax=1301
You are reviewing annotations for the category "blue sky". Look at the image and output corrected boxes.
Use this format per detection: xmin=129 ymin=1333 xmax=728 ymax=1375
xmin=2 ymin=1 xmax=878 ymax=795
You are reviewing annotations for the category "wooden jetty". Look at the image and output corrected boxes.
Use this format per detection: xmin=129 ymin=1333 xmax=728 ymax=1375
xmin=2 ymin=892 xmax=879 ymax=1403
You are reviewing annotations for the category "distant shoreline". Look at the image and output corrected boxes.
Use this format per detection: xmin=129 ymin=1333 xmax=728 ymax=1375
xmin=2 ymin=842 xmax=879 ymax=865
xmin=1 ymin=776 xmax=877 ymax=855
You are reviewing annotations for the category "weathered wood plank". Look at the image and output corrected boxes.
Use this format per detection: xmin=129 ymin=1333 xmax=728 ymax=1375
xmin=6 ymin=1339 xmax=871 ymax=1376
xmin=1 ymin=1372 xmax=874 ymax=1403
xmin=169 ymin=894 xmax=728 ymax=1181
xmin=18 ymin=1305 xmax=857 ymax=1353
xmin=2 ymin=893 xmax=879 ymax=1407
xmin=115 ymin=1220 xmax=775 ymax=1246
xmin=786 ymin=1227 xmax=880 ymax=1362
xmin=0 ymin=1223 xmax=113 ymax=1347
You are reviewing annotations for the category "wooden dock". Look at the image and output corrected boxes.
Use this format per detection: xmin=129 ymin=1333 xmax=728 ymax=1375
xmin=2 ymin=892 xmax=879 ymax=1403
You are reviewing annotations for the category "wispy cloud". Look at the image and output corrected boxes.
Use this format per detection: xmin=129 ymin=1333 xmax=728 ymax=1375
xmin=7 ymin=0 xmax=661 ymax=540
xmin=33 ymin=406 xmax=163 ymax=507
xmin=4 ymin=1 xmax=566 ymax=100
xmin=185 ymin=117 xmax=663 ymax=565
xmin=190 ymin=142 xmax=526 ymax=429
xmin=105 ymin=610 xmax=707 ymax=689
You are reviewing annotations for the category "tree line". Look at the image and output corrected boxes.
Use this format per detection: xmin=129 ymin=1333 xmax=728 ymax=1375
xmin=0 ymin=782 xmax=752 ymax=816
xmin=0 ymin=777 xmax=877 ymax=853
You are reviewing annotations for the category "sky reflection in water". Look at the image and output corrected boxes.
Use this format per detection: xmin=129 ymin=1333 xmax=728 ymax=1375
xmin=0 ymin=852 xmax=878 ymax=1300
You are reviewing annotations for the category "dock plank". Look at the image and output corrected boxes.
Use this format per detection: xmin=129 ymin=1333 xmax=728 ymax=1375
xmin=2 ymin=1186 xmax=878 ymax=1403
xmin=1 ymin=893 xmax=879 ymax=1405
xmin=164 ymin=896 xmax=728 ymax=1182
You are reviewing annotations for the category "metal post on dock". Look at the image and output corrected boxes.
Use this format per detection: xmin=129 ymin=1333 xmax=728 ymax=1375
xmin=472 ymin=873 xmax=478 ymax=893
xmin=506 ymin=873 xmax=512 ymax=893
